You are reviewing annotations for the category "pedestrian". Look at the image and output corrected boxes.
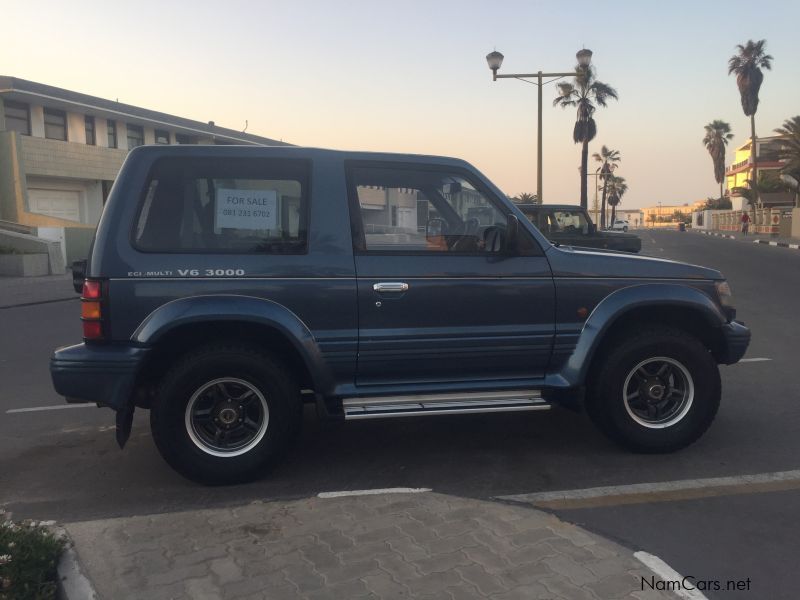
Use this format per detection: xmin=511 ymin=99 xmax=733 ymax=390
xmin=741 ymin=212 xmax=750 ymax=235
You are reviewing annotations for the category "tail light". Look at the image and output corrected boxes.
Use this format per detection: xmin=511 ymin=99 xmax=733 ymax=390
xmin=81 ymin=279 xmax=107 ymax=341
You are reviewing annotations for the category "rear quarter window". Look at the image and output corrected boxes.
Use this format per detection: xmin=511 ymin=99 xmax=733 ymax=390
xmin=133 ymin=157 xmax=309 ymax=254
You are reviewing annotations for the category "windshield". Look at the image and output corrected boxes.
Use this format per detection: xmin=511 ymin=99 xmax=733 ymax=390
xmin=543 ymin=210 xmax=591 ymax=235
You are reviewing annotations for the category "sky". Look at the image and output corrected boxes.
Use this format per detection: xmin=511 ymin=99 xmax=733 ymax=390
xmin=3 ymin=0 xmax=799 ymax=208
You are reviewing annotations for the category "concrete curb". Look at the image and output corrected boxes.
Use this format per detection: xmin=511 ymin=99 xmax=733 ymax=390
xmin=52 ymin=526 xmax=99 ymax=600
xmin=694 ymin=229 xmax=800 ymax=249
xmin=752 ymin=239 xmax=800 ymax=249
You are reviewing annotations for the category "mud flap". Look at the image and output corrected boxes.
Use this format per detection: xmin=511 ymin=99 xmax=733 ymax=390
xmin=115 ymin=401 xmax=135 ymax=448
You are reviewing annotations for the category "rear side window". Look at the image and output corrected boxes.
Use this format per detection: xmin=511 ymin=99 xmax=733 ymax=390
xmin=134 ymin=157 xmax=309 ymax=254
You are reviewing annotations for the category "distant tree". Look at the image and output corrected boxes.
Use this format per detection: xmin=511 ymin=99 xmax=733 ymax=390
xmin=511 ymin=192 xmax=540 ymax=204
xmin=703 ymin=196 xmax=733 ymax=210
xmin=702 ymin=120 xmax=734 ymax=200
xmin=775 ymin=116 xmax=800 ymax=206
xmin=729 ymin=39 xmax=773 ymax=206
xmin=591 ymin=145 xmax=621 ymax=228
xmin=554 ymin=64 xmax=618 ymax=210
xmin=606 ymin=175 xmax=627 ymax=225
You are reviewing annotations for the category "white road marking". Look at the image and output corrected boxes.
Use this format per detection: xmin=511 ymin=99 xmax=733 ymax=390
xmin=318 ymin=487 xmax=431 ymax=498
xmin=738 ymin=357 xmax=772 ymax=363
xmin=634 ymin=551 xmax=709 ymax=600
xmin=6 ymin=403 xmax=95 ymax=414
xmin=497 ymin=469 xmax=800 ymax=508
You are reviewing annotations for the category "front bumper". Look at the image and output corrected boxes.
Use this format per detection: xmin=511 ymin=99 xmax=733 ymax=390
xmin=50 ymin=343 xmax=148 ymax=411
xmin=719 ymin=320 xmax=751 ymax=364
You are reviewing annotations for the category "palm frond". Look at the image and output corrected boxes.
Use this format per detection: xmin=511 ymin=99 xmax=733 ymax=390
xmin=589 ymin=81 xmax=618 ymax=107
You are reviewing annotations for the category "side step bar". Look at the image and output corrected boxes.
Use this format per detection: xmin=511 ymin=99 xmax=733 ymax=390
xmin=342 ymin=390 xmax=550 ymax=420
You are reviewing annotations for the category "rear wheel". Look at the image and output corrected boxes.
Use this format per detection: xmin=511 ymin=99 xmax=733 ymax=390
xmin=150 ymin=343 xmax=300 ymax=484
xmin=586 ymin=327 xmax=720 ymax=453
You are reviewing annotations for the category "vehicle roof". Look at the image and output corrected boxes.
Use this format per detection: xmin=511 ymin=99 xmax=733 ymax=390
xmin=516 ymin=204 xmax=585 ymax=211
xmin=126 ymin=144 xmax=474 ymax=169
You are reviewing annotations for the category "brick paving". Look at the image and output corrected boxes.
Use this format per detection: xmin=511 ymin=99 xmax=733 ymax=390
xmin=63 ymin=492 xmax=675 ymax=600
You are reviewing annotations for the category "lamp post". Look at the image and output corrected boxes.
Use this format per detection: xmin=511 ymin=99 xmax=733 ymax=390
xmin=487 ymin=49 xmax=592 ymax=203
xmin=587 ymin=167 xmax=602 ymax=224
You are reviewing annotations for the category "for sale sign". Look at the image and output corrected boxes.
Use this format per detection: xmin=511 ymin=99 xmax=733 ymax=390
xmin=215 ymin=188 xmax=278 ymax=231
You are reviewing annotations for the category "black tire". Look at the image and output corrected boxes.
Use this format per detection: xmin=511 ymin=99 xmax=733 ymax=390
xmin=150 ymin=343 xmax=301 ymax=484
xmin=586 ymin=327 xmax=720 ymax=453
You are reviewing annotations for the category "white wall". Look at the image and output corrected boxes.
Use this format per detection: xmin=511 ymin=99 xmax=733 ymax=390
xmin=30 ymin=105 xmax=44 ymax=137
xmin=117 ymin=122 xmax=128 ymax=150
xmin=26 ymin=176 xmax=104 ymax=225
xmin=95 ymin=119 xmax=108 ymax=148
xmin=731 ymin=196 xmax=748 ymax=211
xmin=67 ymin=112 xmax=86 ymax=144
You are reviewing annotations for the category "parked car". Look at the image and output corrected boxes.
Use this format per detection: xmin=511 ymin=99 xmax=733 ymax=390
xmin=52 ymin=146 xmax=750 ymax=484
xmin=516 ymin=204 xmax=641 ymax=253
xmin=610 ymin=219 xmax=630 ymax=232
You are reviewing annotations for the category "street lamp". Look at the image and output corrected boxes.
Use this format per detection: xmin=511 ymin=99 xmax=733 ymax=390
xmin=487 ymin=49 xmax=591 ymax=203
xmin=576 ymin=49 xmax=593 ymax=68
xmin=587 ymin=166 xmax=602 ymax=224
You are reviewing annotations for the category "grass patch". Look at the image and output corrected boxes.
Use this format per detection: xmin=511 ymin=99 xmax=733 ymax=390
xmin=0 ymin=511 xmax=65 ymax=600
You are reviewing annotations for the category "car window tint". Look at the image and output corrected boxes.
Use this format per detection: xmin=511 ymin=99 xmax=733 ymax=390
xmin=350 ymin=166 xmax=509 ymax=254
xmin=134 ymin=157 xmax=309 ymax=254
xmin=550 ymin=210 xmax=590 ymax=235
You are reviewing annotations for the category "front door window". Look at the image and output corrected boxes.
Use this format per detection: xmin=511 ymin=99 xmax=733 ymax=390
xmin=350 ymin=167 xmax=511 ymax=254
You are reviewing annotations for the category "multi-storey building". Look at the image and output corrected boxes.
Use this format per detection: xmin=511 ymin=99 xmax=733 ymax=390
xmin=0 ymin=76 xmax=287 ymax=230
xmin=725 ymin=136 xmax=792 ymax=207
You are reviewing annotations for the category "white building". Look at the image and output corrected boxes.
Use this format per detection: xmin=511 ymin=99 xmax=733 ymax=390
xmin=0 ymin=75 xmax=288 ymax=231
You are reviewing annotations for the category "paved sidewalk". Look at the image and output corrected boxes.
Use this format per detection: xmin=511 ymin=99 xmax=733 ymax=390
xmin=0 ymin=273 xmax=76 ymax=308
xmin=63 ymin=492 xmax=674 ymax=600
xmin=694 ymin=228 xmax=800 ymax=249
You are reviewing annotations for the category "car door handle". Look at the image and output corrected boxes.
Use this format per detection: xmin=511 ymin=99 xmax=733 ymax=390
xmin=373 ymin=282 xmax=409 ymax=293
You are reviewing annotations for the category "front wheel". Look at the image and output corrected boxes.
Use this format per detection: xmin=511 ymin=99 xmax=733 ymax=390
xmin=586 ymin=327 xmax=720 ymax=453
xmin=150 ymin=343 xmax=301 ymax=484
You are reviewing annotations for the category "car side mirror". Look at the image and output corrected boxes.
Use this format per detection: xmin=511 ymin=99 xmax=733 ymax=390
xmin=587 ymin=222 xmax=596 ymax=235
xmin=505 ymin=214 xmax=519 ymax=253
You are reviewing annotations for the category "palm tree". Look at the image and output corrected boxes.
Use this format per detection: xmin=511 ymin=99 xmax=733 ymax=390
xmin=512 ymin=192 xmax=539 ymax=204
xmin=702 ymin=120 xmax=734 ymax=200
xmin=592 ymin=145 xmax=621 ymax=228
xmin=606 ymin=175 xmax=627 ymax=225
xmin=774 ymin=116 xmax=800 ymax=207
xmin=554 ymin=64 xmax=618 ymax=210
xmin=728 ymin=39 xmax=773 ymax=207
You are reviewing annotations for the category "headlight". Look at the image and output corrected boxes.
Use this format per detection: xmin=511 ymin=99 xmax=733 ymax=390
xmin=715 ymin=280 xmax=734 ymax=308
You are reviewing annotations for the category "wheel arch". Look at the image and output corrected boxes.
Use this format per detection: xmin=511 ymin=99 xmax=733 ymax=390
xmin=559 ymin=283 xmax=727 ymax=387
xmin=131 ymin=295 xmax=331 ymax=402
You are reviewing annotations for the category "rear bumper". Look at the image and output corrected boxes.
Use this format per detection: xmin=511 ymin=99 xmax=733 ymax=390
xmin=719 ymin=320 xmax=751 ymax=364
xmin=50 ymin=343 xmax=148 ymax=411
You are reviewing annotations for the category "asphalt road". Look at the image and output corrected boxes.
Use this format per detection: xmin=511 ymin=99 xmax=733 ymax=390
xmin=1 ymin=229 xmax=798 ymax=598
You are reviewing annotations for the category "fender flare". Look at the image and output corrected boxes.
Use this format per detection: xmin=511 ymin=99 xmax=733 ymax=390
xmin=132 ymin=294 xmax=334 ymax=393
xmin=558 ymin=283 xmax=726 ymax=386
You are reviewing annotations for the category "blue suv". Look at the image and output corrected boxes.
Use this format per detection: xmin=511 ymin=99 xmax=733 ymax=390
xmin=51 ymin=146 xmax=750 ymax=484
